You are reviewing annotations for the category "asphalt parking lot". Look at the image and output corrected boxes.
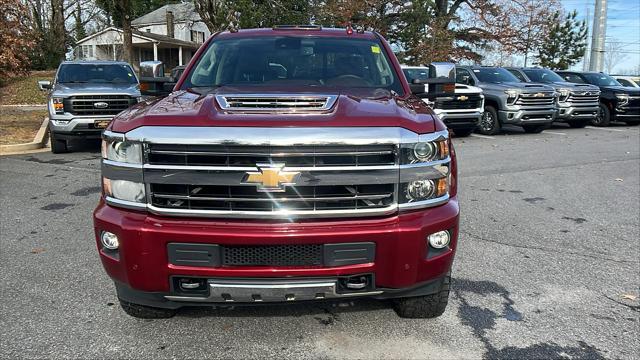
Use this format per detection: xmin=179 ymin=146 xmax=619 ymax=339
xmin=1 ymin=123 xmax=638 ymax=359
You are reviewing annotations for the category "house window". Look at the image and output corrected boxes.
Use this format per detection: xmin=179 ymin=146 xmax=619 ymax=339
xmin=190 ymin=30 xmax=205 ymax=44
xmin=80 ymin=45 xmax=94 ymax=59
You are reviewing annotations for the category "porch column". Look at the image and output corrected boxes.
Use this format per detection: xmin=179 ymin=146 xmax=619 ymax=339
xmin=112 ymin=44 xmax=116 ymax=60
xmin=178 ymin=46 xmax=183 ymax=66
xmin=153 ymin=42 xmax=158 ymax=61
xmin=92 ymin=44 xmax=96 ymax=60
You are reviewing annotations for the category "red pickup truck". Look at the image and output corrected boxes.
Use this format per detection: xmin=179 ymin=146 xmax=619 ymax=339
xmin=94 ymin=26 xmax=460 ymax=319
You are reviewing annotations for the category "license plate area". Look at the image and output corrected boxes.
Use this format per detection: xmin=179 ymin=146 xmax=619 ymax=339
xmin=94 ymin=120 xmax=111 ymax=129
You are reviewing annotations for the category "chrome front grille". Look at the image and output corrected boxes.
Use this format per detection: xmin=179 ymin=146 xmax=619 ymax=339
xmin=102 ymin=126 xmax=452 ymax=219
xmin=64 ymin=95 xmax=134 ymax=115
xmin=515 ymin=92 xmax=555 ymax=108
xmin=216 ymin=94 xmax=338 ymax=113
xmin=435 ymin=94 xmax=483 ymax=110
xmin=567 ymin=92 xmax=599 ymax=106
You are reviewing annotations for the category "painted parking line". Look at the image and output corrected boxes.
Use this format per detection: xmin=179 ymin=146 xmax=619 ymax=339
xmin=585 ymin=126 xmax=627 ymax=132
xmin=470 ymin=134 xmax=495 ymax=140
xmin=544 ymin=131 xmax=567 ymax=136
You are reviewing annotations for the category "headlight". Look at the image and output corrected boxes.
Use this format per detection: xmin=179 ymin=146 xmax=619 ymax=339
xmin=101 ymin=137 xmax=142 ymax=164
xmin=557 ymin=88 xmax=571 ymax=102
xmin=103 ymin=178 xmax=146 ymax=203
xmin=52 ymin=97 xmax=64 ymax=113
xmin=505 ymin=89 xmax=519 ymax=104
xmin=402 ymin=139 xmax=449 ymax=164
xmin=402 ymin=177 xmax=448 ymax=202
xmin=616 ymin=94 xmax=629 ymax=106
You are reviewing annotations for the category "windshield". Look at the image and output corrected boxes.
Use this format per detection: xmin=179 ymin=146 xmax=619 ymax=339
xmin=403 ymin=68 xmax=430 ymax=82
xmin=57 ymin=64 xmax=137 ymax=84
xmin=583 ymin=73 xmax=621 ymax=86
xmin=473 ymin=68 xmax=520 ymax=83
xmin=523 ymin=69 xmax=565 ymax=83
xmin=182 ymin=36 xmax=403 ymax=94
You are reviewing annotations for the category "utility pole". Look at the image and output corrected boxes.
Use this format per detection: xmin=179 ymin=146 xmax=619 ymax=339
xmin=583 ymin=4 xmax=591 ymax=71
xmin=589 ymin=0 xmax=607 ymax=72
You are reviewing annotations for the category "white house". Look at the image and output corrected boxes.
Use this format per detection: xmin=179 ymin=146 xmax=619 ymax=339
xmin=74 ymin=2 xmax=211 ymax=70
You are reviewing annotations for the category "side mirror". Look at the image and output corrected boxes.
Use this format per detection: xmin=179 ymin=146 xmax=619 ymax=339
xmin=422 ymin=62 xmax=456 ymax=98
xmin=38 ymin=80 xmax=51 ymax=90
xmin=410 ymin=79 xmax=427 ymax=95
xmin=139 ymin=61 xmax=173 ymax=97
xmin=140 ymin=61 xmax=165 ymax=78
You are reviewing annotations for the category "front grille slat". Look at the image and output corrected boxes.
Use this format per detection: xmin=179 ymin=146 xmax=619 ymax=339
xmin=515 ymin=92 xmax=555 ymax=108
xmin=435 ymin=94 xmax=483 ymax=110
xmin=216 ymin=94 xmax=338 ymax=113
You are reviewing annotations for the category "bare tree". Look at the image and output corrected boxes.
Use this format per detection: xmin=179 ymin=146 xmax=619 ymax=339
xmin=604 ymin=41 xmax=627 ymax=74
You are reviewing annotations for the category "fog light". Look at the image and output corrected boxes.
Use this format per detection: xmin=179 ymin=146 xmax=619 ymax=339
xmin=101 ymin=231 xmax=119 ymax=250
xmin=428 ymin=230 xmax=450 ymax=249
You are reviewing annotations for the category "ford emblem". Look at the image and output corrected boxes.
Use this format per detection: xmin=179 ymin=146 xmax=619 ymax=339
xmin=94 ymin=102 xmax=109 ymax=109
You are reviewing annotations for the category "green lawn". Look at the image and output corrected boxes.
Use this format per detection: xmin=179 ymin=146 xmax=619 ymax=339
xmin=0 ymin=71 xmax=56 ymax=105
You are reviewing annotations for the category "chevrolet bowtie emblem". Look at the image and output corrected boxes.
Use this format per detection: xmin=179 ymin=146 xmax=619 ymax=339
xmin=533 ymin=92 xmax=545 ymax=97
xmin=458 ymin=95 xmax=468 ymax=101
xmin=244 ymin=163 xmax=300 ymax=192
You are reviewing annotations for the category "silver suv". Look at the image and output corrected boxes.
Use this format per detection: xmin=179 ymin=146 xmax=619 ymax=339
xmin=38 ymin=61 xmax=141 ymax=153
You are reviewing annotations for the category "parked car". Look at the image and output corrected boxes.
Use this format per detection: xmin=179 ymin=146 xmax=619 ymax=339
xmin=455 ymin=66 xmax=556 ymax=134
xmin=506 ymin=67 xmax=600 ymax=128
xmin=403 ymin=65 xmax=484 ymax=137
xmin=556 ymin=71 xmax=640 ymax=126
xmin=95 ymin=26 xmax=460 ymax=319
xmin=38 ymin=61 xmax=141 ymax=153
xmin=611 ymin=75 xmax=640 ymax=88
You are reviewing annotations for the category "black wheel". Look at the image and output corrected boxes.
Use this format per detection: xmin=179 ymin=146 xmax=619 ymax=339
xmin=453 ymin=127 xmax=475 ymax=137
xmin=478 ymin=106 xmax=500 ymax=135
xmin=592 ymin=103 xmax=610 ymax=126
xmin=50 ymin=131 xmax=69 ymax=154
xmin=119 ymin=298 xmax=177 ymax=319
xmin=393 ymin=273 xmax=451 ymax=318
xmin=567 ymin=120 xmax=588 ymax=128
xmin=522 ymin=124 xmax=547 ymax=133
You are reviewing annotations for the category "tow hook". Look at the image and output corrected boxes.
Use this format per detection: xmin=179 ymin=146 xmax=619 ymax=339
xmin=344 ymin=276 xmax=369 ymax=290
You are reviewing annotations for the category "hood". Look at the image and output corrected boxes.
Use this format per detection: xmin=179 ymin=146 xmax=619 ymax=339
xmin=548 ymin=81 xmax=599 ymax=91
xmin=478 ymin=81 xmax=553 ymax=92
xmin=598 ymin=85 xmax=640 ymax=95
xmin=53 ymin=83 xmax=141 ymax=96
xmin=454 ymin=83 xmax=483 ymax=94
xmin=110 ymin=87 xmax=437 ymax=134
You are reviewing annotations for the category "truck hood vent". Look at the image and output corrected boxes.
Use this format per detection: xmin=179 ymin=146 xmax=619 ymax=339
xmin=215 ymin=94 xmax=338 ymax=113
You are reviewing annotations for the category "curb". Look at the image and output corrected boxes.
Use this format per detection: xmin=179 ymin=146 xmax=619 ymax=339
xmin=0 ymin=118 xmax=50 ymax=155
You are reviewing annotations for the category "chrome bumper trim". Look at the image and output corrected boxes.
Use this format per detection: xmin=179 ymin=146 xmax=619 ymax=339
xmin=164 ymin=279 xmax=382 ymax=303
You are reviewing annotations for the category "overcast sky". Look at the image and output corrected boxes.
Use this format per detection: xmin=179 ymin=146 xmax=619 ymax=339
xmin=561 ymin=0 xmax=640 ymax=73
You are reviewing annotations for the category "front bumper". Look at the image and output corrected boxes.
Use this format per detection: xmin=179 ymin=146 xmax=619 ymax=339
xmin=94 ymin=197 xmax=459 ymax=307
xmin=434 ymin=109 xmax=482 ymax=129
xmin=555 ymin=104 xmax=599 ymax=121
xmin=613 ymin=106 xmax=640 ymax=121
xmin=49 ymin=114 xmax=113 ymax=137
xmin=499 ymin=108 xmax=555 ymax=125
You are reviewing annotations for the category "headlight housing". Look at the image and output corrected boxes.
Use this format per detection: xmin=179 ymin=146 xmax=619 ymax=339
xmin=103 ymin=178 xmax=146 ymax=203
xmin=505 ymin=89 xmax=519 ymax=105
xmin=616 ymin=93 xmax=630 ymax=106
xmin=557 ymin=88 xmax=571 ymax=102
xmin=101 ymin=137 xmax=142 ymax=164
xmin=401 ymin=139 xmax=449 ymax=164
xmin=52 ymin=97 xmax=64 ymax=114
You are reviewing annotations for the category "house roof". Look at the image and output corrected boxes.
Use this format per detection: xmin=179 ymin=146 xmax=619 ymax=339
xmin=75 ymin=27 xmax=199 ymax=48
xmin=132 ymin=2 xmax=201 ymax=26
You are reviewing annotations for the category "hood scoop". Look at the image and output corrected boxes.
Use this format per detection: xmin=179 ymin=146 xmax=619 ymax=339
xmin=215 ymin=94 xmax=338 ymax=113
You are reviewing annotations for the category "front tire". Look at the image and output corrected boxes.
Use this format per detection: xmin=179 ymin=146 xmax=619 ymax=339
xmin=50 ymin=131 xmax=69 ymax=154
xmin=592 ymin=103 xmax=611 ymax=126
xmin=478 ymin=106 xmax=500 ymax=135
xmin=119 ymin=298 xmax=177 ymax=319
xmin=393 ymin=273 xmax=451 ymax=318
xmin=522 ymin=124 xmax=547 ymax=133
